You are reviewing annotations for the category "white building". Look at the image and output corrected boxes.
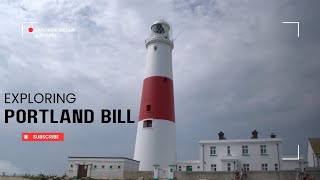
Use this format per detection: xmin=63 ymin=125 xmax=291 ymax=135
xmin=176 ymin=131 xmax=303 ymax=172
xmin=66 ymin=157 xmax=139 ymax=179
xmin=307 ymin=138 xmax=320 ymax=168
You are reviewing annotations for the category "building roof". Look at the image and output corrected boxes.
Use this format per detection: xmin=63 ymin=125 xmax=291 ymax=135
xmin=152 ymin=19 xmax=170 ymax=29
xmin=175 ymin=160 xmax=200 ymax=165
xmin=199 ymin=138 xmax=282 ymax=144
xmin=68 ymin=156 xmax=139 ymax=163
xmin=309 ymin=138 xmax=320 ymax=154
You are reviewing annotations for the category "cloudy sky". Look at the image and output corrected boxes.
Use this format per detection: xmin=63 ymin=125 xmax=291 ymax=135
xmin=0 ymin=0 xmax=319 ymax=175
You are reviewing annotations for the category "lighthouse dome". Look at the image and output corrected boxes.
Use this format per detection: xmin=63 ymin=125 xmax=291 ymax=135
xmin=151 ymin=20 xmax=170 ymax=30
xmin=150 ymin=20 xmax=170 ymax=36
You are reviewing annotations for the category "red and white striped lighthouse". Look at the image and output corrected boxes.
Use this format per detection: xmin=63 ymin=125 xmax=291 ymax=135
xmin=134 ymin=20 xmax=176 ymax=171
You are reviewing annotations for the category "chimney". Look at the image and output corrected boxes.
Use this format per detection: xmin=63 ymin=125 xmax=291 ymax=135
xmin=218 ymin=131 xmax=226 ymax=140
xmin=251 ymin=130 xmax=258 ymax=139
xmin=270 ymin=133 xmax=276 ymax=138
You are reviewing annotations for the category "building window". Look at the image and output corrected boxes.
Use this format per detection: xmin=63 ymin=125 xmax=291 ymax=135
xmin=143 ymin=120 xmax=152 ymax=128
xmin=110 ymin=165 xmax=113 ymax=169
xmin=118 ymin=166 xmax=121 ymax=169
xmin=242 ymin=145 xmax=248 ymax=155
xmin=260 ymin=145 xmax=267 ymax=154
xmin=197 ymin=166 xmax=200 ymax=169
xmin=94 ymin=165 xmax=97 ymax=168
xmin=102 ymin=165 xmax=105 ymax=169
xmin=70 ymin=164 xmax=73 ymax=168
xmin=227 ymin=146 xmax=231 ymax=155
xmin=154 ymin=46 xmax=157 ymax=50
xmin=262 ymin=164 xmax=268 ymax=171
xmin=178 ymin=166 xmax=181 ymax=171
xmin=243 ymin=164 xmax=249 ymax=171
xmin=146 ymin=105 xmax=151 ymax=112
xmin=210 ymin=146 xmax=216 ymax=155
xmin=211 ymin=164 xmax=217 ymax=171
xmin=227 ymin=163 xmax=231 ymax=171
xmin=275 ymin=164 xmax=278 ymax=170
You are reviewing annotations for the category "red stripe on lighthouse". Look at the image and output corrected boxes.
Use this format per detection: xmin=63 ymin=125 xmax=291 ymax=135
xmin=139 ymin=76 xmax=175 ymax=122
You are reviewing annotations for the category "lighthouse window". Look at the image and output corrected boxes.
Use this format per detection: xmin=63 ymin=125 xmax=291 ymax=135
xmin=152 ymin=24 xmax=165 ymax=34
xmin=163 ymin=78 xmax=167 ymax=82
xmin=143 ymin=120 xmax=152 ymax=128
xmin=154 ymin=46 xmax=157 ymax=50
xmin=146 ymin=105 xmax=151 ymax=111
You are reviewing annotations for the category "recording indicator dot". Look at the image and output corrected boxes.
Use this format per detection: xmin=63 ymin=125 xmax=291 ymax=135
xmin=28 ymin=27 xmax=33 ymax=32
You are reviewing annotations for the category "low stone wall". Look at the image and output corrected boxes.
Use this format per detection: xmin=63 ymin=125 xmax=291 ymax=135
xmin=174 ymin=169 xmax=320 ymax=180
xmin=1 ymin=169 xmax=319 ymax=180
xmin=175 ymin=171 xmax=233 ymax=180
xmin=123 ymin=171 xmax=153 ymax=180
xmin=0 ymin=177 xmax=29 ymax=180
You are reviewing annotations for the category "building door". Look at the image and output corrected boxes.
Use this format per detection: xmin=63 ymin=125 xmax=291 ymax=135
xmin=77 ymin=165 xmax=88 ymax=178
xmin=186 ymin=166 xmax=192 ymax=172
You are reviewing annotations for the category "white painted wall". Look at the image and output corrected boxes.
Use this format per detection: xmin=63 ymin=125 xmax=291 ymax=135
xmin=176 ymin=160 xmax=201 ymax=172
xmin=66 ymin=157 xmax=139 ymax=179
xmin=145 ymin=42 xmax=173 ymax=80
xmin=134 ymin=120 xmax=176 ymax=171
xmin=281 ymin=158 xmax=304 ymax=170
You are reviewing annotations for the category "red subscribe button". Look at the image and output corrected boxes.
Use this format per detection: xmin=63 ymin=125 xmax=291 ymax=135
xmin=22 ymin=132 xmax=64 ymax=142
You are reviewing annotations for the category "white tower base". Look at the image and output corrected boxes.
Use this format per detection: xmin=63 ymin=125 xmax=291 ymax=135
xmin=134 ymin=120 xmax=176 ymax=171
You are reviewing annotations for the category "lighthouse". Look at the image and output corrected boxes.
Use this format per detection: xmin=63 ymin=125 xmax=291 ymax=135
xmin=134 ymin=20 xmax=176 ymax=171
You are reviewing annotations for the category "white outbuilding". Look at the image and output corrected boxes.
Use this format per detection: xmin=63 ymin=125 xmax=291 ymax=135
xmin=307 ymin=138 xmax=320 ymax=168
xmin=66 ymin=157 xmax=139 ymax=179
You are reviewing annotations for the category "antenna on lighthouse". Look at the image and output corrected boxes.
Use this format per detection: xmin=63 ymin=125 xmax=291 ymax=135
xmin=173 ymin=31 xmax=181 ymax=42
xmin=171 ymin=22 xmax=182 ymax=42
